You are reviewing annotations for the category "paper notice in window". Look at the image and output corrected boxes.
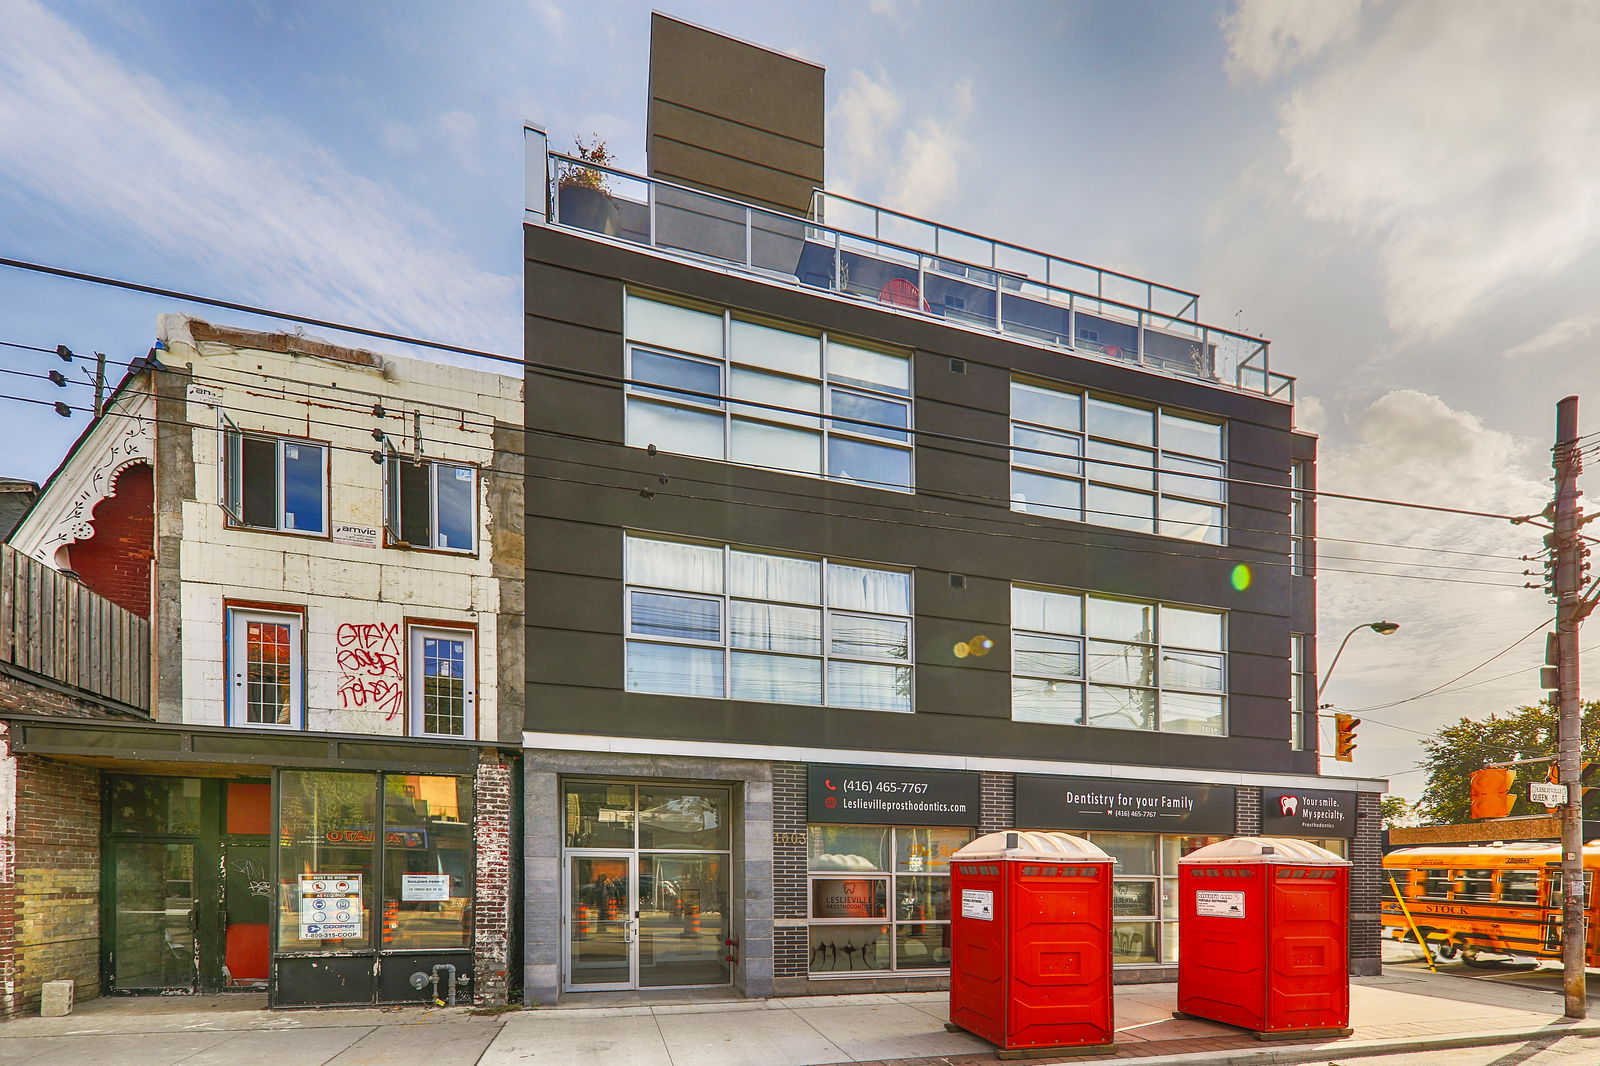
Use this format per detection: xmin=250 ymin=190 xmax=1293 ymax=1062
xmin=455 ymin=468 xmax=473 ymax=481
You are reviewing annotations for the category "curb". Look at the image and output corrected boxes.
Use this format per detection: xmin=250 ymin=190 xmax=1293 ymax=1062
xmin=1083 ymin=1022 xmax=1600 ymax=1066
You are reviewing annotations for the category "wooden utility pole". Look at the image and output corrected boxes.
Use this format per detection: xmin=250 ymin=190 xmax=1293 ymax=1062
xmin=1552 ymin=396 xmax=1586 ymax=1019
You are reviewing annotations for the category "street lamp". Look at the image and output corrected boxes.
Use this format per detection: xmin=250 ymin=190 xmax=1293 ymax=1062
xmin=1316 ymin=620 xmax=1400 ymax=703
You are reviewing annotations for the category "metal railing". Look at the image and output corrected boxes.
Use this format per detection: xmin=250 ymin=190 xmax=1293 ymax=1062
xmin=525 ymin=130 xmax=1291 ymax=401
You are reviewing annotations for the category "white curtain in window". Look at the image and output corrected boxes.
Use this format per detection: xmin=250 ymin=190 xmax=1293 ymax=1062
xmin=827 ymin=564 xmax=910 ymax=614
xmin=626 ymin=642 xmax=724 ymax=698
xmin=627 ymin=537 xmax=724 ymax=593
xmin=731 ymin=652 xmax=821 ymax=704
xmin=731 ymin=601 xmax=821 ymax=654
xmin=730 ymin=550 xmax=820 ymax=603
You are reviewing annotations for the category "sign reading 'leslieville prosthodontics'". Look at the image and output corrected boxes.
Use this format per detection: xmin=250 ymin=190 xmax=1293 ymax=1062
xmin=806 ymin=764 xmax=981 ymax=827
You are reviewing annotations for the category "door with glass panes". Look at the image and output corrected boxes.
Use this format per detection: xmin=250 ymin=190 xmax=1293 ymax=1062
xmin=562 ymin=781 xmax=732 ymax=991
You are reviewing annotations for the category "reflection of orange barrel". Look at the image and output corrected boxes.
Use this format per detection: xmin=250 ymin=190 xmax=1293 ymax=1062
xmin=576 ymin=904 xmax=593 ymax=940
xmin=604 ymin=896 xmax=620 ymax=921
xmin=680 ymin=901 xmax=700 ymax=937
xmin=382 ymin=901 xmax=398 ymax=945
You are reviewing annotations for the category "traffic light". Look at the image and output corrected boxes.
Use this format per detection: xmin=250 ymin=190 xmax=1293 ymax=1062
xmin=1333 ymin=712 xmax=1359 ymax=762
xmin=1469 ymin=767 xmax=1516 ymax=819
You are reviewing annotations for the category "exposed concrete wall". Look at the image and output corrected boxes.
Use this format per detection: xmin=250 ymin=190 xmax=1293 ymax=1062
xmin=153 ymin=364 xmax=193 ymax=723
xmin=522 ymin=750 xmax=773 ymax=1004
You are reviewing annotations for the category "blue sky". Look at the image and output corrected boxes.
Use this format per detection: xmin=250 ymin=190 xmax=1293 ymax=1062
xmin=4 ymin=0 xmax=1599 ymax=794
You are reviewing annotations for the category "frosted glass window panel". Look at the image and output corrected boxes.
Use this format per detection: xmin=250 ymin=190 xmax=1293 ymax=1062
xmin=730 ymin=368 xmax=821 ymax=427
xmin=1162 ymin=692 xmax=1226 ymax=734
xmin=828 ymin=661 xmax=911 ymax=711
xmin=731 ymin=652 xmax=822 ymax=704
xmin=629 ymin=591 xmax=721 ymax=643
xmin=1160 ymin=499 xmax=1225 ymax=544
xmin=1012 ymin=677 xmax=1084 ymax=725
xmin=1012 ymin=425 xmax=1082 ymax=476
xmin=1087 ymin=397 xmax=1154 ymax=446
xmin=731 ymin=419 xmax=821 ymax=475
xmin=729 ymin=550 xmax=820 ymax=603
xmin=1088 ymin=598 xmax=1155 ymax=642
xmin=1086 ymin=483 xmax=1155 ymax=533
xmin=827 ymin=341 xmax=910 ymax=395
xmin=1161 ymin=651 xmax=1224 ymax=692
xmin=828 ymin=437 xmax=912 ymax=490
xmin=830 ymin=614 xmax=910 ymax=661
xmin=1086 ymin=440 xmax=1155 ymax=491
xmin=1088 ymin=640 xmax=1156 ymax=686
xmin=1013 ymin=587 xmax=1083 ymax=636
xmin=627 ymin=296 xmax=723 ymax=357
xmin=827 ymin=564 xmax=911 ymax=615
xmin=1087 ymin=685 xmax=1157 ymax=730
xmin=632 ymin=349 xmax=723 ymax=406
xmin=830 ymin=389 xmax=910 ymax=441
xmin=1160 ymin=412 xmax=1223 ymax=459
xmin=626 ymin=642 xmax=724 ymax=698
xmin=731 ymin=319 xmax=821 ymax=378
xmin=1160 ymin=456 xmax=1225 ymax=502
xmin=626 ymin=537 xmax=725 ymax=594
xmin=1160 ymin=605 xmax=1224 ymax=651
xmin=626 ymin=399 xmax=724 ymax=460
xmin=1015 ymin=634 xmax=1082 ymax=679
xmin=1093 ymin=834 xmax=1157 ymax=875
xmin=1011 ymin=470 xmax=1083 ymax=521
xmin=730 ymin=601 xmax=822 ymax=654
xmin=1011 ymin=381 xmax=1081 ymax=432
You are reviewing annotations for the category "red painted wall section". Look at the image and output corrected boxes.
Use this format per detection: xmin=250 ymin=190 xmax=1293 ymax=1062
xmin=67 ymin=463 xmax=154 ymax=619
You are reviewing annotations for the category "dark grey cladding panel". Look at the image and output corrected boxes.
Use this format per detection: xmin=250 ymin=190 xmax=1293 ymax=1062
xmin=525 ymin=627 xmax=622 ymax=690
xmin=1229 ymin=695 xmax=1293 ymax=742
xmin=913 ymin=571 xmax=1010 ymax=627
xmin=524 ymin=569 xmax=620 ymax=636
xmin=1228 ymin=650 xmax=1294 ymax=700
xmin=524 ymin=517 xmax=623 ymax=580
xmin=1226 ymin=609 xmax=1295 ymax=652
xmin=525 ymin=256 xmax=624 ymax=335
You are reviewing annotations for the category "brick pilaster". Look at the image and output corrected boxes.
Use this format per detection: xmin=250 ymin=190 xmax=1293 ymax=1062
xmin=472 ymin=754 xmax=514 ymax=1006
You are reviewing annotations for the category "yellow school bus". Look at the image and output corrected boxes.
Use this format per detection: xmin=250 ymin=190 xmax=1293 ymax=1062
xmin=1381 ymin=842 xmax=1600 ymax=966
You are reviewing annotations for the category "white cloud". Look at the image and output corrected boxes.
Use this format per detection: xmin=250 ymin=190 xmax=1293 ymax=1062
xmin=530 ymin=0 xmax=566 ymax=40
xmin=0 ymin=0 xmax=518 ymax=355
xmin=832 ymin=69 xmax=904 ymax=178
xmin=829 ymin=71 xmax=972 ymax=217
xmin=1223 ymin=0 xmax=1363 ymax=82
xmin=1502 ymin=312 xmax=1599 ymax=360
xmin=1237 ymin=0 xmax=1600 ymax=337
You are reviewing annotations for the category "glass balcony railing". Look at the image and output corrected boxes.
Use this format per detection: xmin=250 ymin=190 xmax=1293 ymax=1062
xmin=525 ymin=129 xmax=1291 ymax=401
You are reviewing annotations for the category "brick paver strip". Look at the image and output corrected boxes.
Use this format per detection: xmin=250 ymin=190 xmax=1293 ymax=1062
xmin=815 ymin=1030 xmax=1328 ymax=1066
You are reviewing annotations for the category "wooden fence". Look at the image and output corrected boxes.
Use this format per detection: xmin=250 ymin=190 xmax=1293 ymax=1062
xmin=0 ymin=543 xmax=151 ymax=712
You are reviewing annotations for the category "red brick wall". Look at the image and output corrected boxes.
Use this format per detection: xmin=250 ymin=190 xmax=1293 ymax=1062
xmin=67 ymin=462 xmax=153 ymax=619
xmin=0 ymin=722 xmax=101 ymax=1018
xmin=473 ymin=754 xmax=514 ymax=1006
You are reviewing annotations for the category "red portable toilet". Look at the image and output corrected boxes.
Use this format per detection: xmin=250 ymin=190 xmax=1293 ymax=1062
xmin=948 ymin=830 xmax=1116 ymax=1056
xmin=1176 ymin=837 xmax=1352 ymax=1039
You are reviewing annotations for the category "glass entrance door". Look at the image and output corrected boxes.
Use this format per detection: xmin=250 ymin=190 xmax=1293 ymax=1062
xmin=566 ymin=853 xmax=636 ymax=990
xmin=108 ymin=841 xmax=197 ymax=991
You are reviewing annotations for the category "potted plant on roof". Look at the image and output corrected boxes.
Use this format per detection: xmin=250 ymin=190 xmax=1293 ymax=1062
xmin=557 ymin=135 xmax=620 ymax=236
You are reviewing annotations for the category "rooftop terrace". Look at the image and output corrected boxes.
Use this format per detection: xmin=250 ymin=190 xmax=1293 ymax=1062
xmin=525 ymin=128 xmax=1291 ymax=402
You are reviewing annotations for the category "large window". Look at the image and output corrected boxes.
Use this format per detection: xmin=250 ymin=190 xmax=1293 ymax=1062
xmin=1012 ymin=585 xmax=1226 ymax=734
xmin=623 ymin=294 xmax=914 ymax=491
xmin=385 ymin=456 xmax=477 ymax=553
xmin=1010 ymin=379 xmax=1225 ymax=543
xmin=227 ymin=605 xmax=304 ymax=728
xmin=1290 ymin=459 xmax=1310 ymax=575
xmin=1290 ymin=633 xmax=1306 ymax=751
xmin=220 ymin=416 xmax=328 ymax=536
xmin=807 ymin=825 xmax=975 ymax=973
xmin=624 ymin=535 xmax=913 ymax=712
xmin=407 ymin=624 xmax=476 ymax=738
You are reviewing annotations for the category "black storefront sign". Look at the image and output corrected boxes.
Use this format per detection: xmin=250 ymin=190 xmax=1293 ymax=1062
xmin=1261 ymin=787 xmax=1357 ymax=838
xmin=1014 ymin=775 xmax=1236 ymax=835
xmin=807 ymin=764 xmax=981 ymax=826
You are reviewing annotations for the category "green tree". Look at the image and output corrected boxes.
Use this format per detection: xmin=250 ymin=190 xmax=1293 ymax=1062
xmin=1379 ymin=795 xmax=1416 ymax=827
xmin=1416 ymin=699 xmax=1600 ymax=825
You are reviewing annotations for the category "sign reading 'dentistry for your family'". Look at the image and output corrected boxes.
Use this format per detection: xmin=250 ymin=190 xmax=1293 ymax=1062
xmin=807 ymin=764 xmax=981 ymax=827
xmin=1261 ymin=788 xmax=1358 ymax=837
xmin=1013 ymin=775 xmax=1237 ymax=835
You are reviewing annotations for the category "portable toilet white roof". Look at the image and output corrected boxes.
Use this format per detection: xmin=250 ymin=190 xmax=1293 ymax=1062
xmin=1178 ymin=836 xmax=1349 ymax=866
xmin=952 ymin=830 xmax=1115 ymax=863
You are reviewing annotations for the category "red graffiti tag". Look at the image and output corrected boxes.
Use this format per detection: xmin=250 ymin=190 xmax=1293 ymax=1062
xmin=336 ymin=622 xmax=403 ymax=719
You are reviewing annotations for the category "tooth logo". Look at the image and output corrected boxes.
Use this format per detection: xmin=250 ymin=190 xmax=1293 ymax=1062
xmin=1279 ymin=795 xmax=1299 ymax=817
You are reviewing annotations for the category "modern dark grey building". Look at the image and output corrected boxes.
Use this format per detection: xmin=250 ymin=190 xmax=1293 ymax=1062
xmin=519 ymin=13 xmax=1384 ymax=1004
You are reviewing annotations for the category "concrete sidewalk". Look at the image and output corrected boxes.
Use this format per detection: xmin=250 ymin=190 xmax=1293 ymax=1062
xmin=5 ymin=963 xmax=1600 ymax=1066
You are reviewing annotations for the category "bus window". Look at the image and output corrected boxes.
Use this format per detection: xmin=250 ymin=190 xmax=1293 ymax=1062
xmin=1456 ymin=869 xmax=1492 ymax=902
xmin=1420 ymin=869 xmax=1452 ymax=899
xmin=1501 ymin=870 xmax=1540 ymax=904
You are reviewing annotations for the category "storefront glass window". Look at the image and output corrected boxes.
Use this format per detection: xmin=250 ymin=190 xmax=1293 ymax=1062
xmin=809 ymin=924 xmax=889 ymax=972
xmin=638 ymin=786 xmax=730 ymax=850
xmin=277 ymin=771 xmax=379 ymax=952
xmin=895 ymin=827 xmax=971 ymax=872
xmin=565 ymin=781 xmax=638 ymax=848
xmin=109 ymin=775 xmax=203 ymax=835
xmin=1093 ymin=833 xmax=1156 ymax=875
xmin=808 ymin=825 xmax=889 ymax=871
xmin=382 ymin=775 xmax=473 ymax=950
xmin=1113 ymin=921 xmax=1159 ymax=964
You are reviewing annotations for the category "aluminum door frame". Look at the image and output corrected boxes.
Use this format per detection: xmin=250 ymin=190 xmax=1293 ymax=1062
xmin=563 ymin=851 xmax=639 ymax=991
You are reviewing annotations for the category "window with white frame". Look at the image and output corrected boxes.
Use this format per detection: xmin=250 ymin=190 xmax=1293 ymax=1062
xmin=1290 ymin=633 xmax=1306 ymax=751
xmin=1011 ymin=585 xmax=1226 ymax=734
xmin=623 ymin=294 xmax=914 ymax=491
xmin=385 ymin=455 xmax=477 ymax=552
xmin=219 ymin=415 xmax=328 ymax=535
xmin=227 ymin=606 xmax=303 ymax=727
xmin=1009 ymin=379 xmax=1226 ymax=543
xmin=408 ymin=625 xmax=475 ymax=737
xmin=1290 ymin=460 xmax=1309 ymax=575
xmin=624 ymin=534 xmax=913 ymax=711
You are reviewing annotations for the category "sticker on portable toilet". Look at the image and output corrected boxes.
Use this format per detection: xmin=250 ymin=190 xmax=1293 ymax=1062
xmin=1195 ymin=889 xmax=1246 ymax=918
xmin=961 ymin=888 xmax=995 ymax=921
